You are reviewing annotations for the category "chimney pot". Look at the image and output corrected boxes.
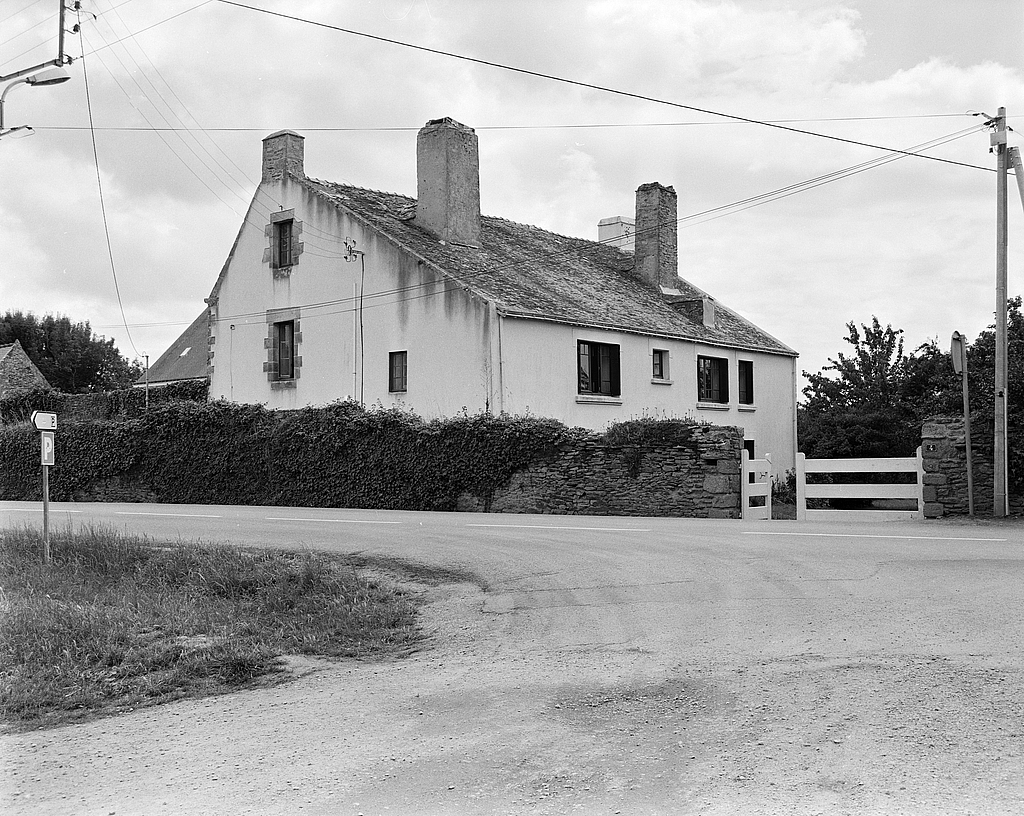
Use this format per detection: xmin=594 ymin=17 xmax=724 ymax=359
xmin=262 ymin=130 xmax=305 ymax=183
xmin=598 ymin=216 xmax=635 ymax=253
xmin=415 ymin=118 xmax=481 ymax=247
xmin=633 ymin=182 xmax=678 ymax=290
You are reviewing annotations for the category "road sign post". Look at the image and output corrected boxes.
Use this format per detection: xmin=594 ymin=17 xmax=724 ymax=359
xmin=951 ymin=332 xmax=974 ymax=517
xmin=31 ymin=412 xmax=57 ymax=565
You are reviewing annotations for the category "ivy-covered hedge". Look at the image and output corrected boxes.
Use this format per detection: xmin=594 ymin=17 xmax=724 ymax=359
xmin=0 ymin=380 xmax=208 ymax=426
xmin=0 ymin=400 xmax=605 ymax=510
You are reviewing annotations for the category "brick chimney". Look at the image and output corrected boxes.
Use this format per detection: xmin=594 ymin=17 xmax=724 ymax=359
xmin=633 ymin=182 xmax=678 ymax=290
xmin=415 ymin=117 xmax=481 ymax=247
xmin=262 ymin=130 xmax=305 ymax=183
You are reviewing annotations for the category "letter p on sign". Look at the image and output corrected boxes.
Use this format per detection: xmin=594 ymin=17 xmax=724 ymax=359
xmin=41 ymin=431 xmax=55 ymax=466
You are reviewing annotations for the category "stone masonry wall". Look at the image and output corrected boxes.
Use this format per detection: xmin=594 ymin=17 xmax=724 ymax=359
xmin=473 ymin=425 xmax=743 ymax=518
xmin=921 ymin=415 xmax=1023 ymax=517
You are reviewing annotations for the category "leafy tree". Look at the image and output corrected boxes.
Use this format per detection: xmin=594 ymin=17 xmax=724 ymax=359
xmin=800 ymin=300 xmax=1024 ymax=483
xmin=799 ymin=317 xmax=943 ymax=458
xmin=0 ymin=310 xmax=142 ymax=393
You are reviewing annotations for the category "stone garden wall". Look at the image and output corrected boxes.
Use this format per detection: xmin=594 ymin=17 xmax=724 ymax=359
xmin=921 ymin=416 xmax=1023 ymax=517
xmin=480 ymin=425 xmax=743 ymax=518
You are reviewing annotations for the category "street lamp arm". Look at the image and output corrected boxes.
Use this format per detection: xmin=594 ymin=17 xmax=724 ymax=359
xmin=0 ymin=57 xmax=65 ymax=85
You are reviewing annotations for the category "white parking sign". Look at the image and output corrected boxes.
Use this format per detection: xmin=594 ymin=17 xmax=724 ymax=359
xmin=41 ymin=431 xmax=55 ymax=466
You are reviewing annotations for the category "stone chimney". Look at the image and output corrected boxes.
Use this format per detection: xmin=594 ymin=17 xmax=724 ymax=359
xmin=675 ymin=296 xmax=716 ymax=328
xmin=598 ymin=216 xmax=635 ymax=253
xmin=262 ymin=130 xmax=305 ymax=183
xmin=415 ymin=117 xmax=481 ymax=247
xmin=633 ymin=182 xmax=678 ymax=290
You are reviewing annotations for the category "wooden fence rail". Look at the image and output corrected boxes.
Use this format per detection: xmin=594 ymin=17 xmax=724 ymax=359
xmin=795 ymin=448 xmax=924 ymax=521
xmin=741 ymin=450 xmax=772 ymax=521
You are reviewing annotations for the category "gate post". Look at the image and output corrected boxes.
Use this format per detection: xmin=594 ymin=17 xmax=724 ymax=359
xmin=915 ymin=446 xmax=925 ymax=520
xmin=796 ymin=452 xmax=807 ymax=521
xmin=741 ymin=448 xmax=751 ymax=517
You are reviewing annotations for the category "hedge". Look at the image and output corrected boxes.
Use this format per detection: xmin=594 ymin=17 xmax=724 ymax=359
xmin=0 ymin=400 xmax=614 ymax=510
xmin=0 ymin=380 xmax=208 ymax=426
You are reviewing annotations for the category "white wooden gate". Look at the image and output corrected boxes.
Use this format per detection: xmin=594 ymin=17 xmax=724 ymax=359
xmin=795 ymin=448 xmax=925 ymax=521
xmin=741 ymin=450 xmax=772 ymax=520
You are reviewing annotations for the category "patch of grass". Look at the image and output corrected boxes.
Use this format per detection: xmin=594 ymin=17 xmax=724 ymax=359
xmin=0 ymin=525 xmax=445 ymax=731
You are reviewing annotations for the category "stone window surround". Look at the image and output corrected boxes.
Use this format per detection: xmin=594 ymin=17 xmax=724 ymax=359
xmin=263 ymin=209 xmax=304 ymax=278
xmin=264 ymin=307 xmax=302 ymax=389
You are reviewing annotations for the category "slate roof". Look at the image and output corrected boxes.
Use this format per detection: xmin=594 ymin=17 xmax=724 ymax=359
xmin=140 ymin=311 xmax=209 ymax=385
xmin=302 ymin=178 xmax=796 ymax=356
xmin=0 ymin=340 xmax=50 ymax=394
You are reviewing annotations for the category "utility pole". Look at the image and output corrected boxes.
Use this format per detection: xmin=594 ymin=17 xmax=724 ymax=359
xmin=992 ymin=107 xmax=1009 ymax=517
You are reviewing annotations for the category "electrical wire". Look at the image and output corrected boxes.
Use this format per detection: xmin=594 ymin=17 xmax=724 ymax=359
xmin=0 ymin=5 xmax=49 ymax=49
xmin=96 ymin=120 xmax=990 ymax=335
xmin=150 ymin=123 xmax=985 ymax=330
xmin=80 ymin=0 xmax=213 ymax=57
xmin=216 ymin=0 xmax=993 ymax=174
xmin=0 ymin=0 xmax=46 ymax=24
xmin=77 ymin=17 xmax=140 ymax=357
xmin=33 ymin=113 xmax=977 ymax=132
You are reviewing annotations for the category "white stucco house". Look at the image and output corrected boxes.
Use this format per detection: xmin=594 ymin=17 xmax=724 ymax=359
xmin=191 ymin=117 xmax=798 ymax=472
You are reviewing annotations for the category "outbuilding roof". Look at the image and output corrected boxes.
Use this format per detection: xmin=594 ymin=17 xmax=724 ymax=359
xmin=302 ymin=179 xmax=796 ymax=356
xmin=139 ymin=311 xmax=209 ymax=385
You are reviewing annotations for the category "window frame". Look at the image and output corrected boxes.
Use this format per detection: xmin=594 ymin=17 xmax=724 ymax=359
xmin=265 ymin=209 xmax=303 ymax=274
xmin=272 ymin=219 xmax=294 ymax=270
xmin=651 ymin=348 xmax=670 ymax=382
xmin=697 ymin=355 xmax=729 ymax=404
xmin=264 ymin=308 xmax=301 ymax=388
xmin=738 ymin=359 xmax=754 ymax=406
xmin=577 ymin=339 xmax=621 ymax=398
xmin=389 ymin=350 xmax=408 ymax=393
xmin=274 ymin=320 xmax=295 ymax=380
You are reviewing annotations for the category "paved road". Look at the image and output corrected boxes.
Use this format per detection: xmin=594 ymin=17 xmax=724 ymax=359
xmin=3 ymin=502 xmax=1024 ymax=814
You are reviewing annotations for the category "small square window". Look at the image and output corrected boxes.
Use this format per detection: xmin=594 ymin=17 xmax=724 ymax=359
xmin=578 ymin=340 xmax=620 ymax=396
xmin=738 ymin=360 xmax=754 ymax=405
xmin=652 ymin=349 xmax=669 ymax=380
xmin=389 ymin=351 xmax=408 ymax=393
xmin=697 ymin=355 xmax=728 ymax=403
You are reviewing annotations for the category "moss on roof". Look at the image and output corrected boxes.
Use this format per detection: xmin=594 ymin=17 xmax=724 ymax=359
xmin=303 ymin=178 xmax=796 ymax=356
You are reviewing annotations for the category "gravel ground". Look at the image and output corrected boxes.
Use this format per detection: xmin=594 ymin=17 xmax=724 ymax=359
xmin=3 ymin=512 xmax=1024 ymax=814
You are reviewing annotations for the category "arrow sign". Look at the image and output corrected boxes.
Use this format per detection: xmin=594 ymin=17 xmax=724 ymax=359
xmin=40 ymin=431 xmax=55 ymax=466
xmin=31 ymin=411 xmax=57 ymax=431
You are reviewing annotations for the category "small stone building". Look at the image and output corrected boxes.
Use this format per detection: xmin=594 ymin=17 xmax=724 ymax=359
xmin=0 ymin=340 xmax=49 ymax=397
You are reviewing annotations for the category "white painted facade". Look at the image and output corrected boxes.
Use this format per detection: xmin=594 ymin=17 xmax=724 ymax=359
xmin=206 ymin=123 xmax=799 ymax=477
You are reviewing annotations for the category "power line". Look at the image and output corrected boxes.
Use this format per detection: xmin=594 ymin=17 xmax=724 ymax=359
xmin=33 ymin=113 xmax=977 ymax=133
xmin=78 ymin=0 xmax=212 ymax=58
xmin=98 ymin=120 xmax=990 ymax=335
xmin=216 ymin=0 xmax=993 ymax=174
xmin=186 ymin=124 xmax=988 ymax=329
xmin=78 ymin=17 xmax=139 ymax=357
xmin=0 ymin=0 xmax=46 ymax=24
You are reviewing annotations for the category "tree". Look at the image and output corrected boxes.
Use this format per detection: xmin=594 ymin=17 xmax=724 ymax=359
xmin=799 ymin=317 xmax=959 ymax=459
xmin=0 ymin=310 xmax=142 ymax=393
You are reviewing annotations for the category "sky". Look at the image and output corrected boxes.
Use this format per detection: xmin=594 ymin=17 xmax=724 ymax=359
xmin=1 ymin=0 xmax=1022 ymax=395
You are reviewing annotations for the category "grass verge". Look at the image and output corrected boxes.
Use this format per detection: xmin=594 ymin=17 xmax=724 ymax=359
xmin=0 ymin=525 xmax=461 ymax=731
